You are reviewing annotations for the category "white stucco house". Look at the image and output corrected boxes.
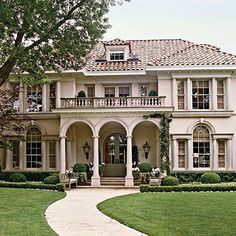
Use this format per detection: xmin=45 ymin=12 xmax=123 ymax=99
xmin=1 ymin=38 xmax=236 ymax=186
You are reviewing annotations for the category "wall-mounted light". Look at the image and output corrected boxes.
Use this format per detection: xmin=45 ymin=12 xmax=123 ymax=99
xmin=143 ymin=141 xmax=150 ymax=160
xmin=83 ymin=142 xmax=90 ymax=160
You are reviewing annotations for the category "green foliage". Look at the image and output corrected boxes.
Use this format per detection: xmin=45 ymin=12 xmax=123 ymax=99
xmin=0 ymin=171 xmax=59 ymax=182
xmin=77 ymin=90 xmax=86 ymax=97
xmin=162 ymin=176 xmax=179 ymax=186
xmin=73 ymin=163 xmax=87 ymax=172
xmin=43 ymin=175 xmax=59 ymax=185
xmin=9 ymin=173 xmax=26 ymax=182
xmin=138 ymin=163 xmax=153 ymax=173
xmin=148 ymin=90 xmax=158 ymax=96
xmin=160 ymin=113 xmax=170 ymax=175
xmin=200 ymin=172 xmax=221 ymax=184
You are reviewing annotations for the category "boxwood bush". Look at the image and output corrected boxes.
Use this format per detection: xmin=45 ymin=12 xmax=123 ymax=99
xmin=73 ymin=163 xmax=87 ymax=172
xmin=9 ymin=173 xmax=26 ymax=182
xmin=200 ymin=172 xmax=221 ymax=184
xmin=162 ymin=176 xmax=179 ymax=186
xmin=43 ymin=175 xmax=60 ymax=185
xmin=138 ymin=163 xmax=153 ymax=173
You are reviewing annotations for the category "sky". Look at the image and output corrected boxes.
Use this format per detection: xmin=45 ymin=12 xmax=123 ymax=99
xmin=104 ymin=0 xmax=236 ymax=54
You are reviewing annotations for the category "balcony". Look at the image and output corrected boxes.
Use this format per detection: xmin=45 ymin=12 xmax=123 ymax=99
xmin=60 ymin=96 xmax=166 ymax=109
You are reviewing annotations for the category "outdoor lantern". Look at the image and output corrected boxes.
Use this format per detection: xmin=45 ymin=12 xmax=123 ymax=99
xmin=83 ymin=142 xmax=90 ymax=159
xmin=143 ymin=141 xmax=150 ymax=159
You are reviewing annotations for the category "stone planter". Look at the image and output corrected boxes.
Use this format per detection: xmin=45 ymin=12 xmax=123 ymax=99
xmin=132 ymin=171 xmax=140 ymax=180
xmin=140 ymin=172 xmax=150 ymax=184
xmin=149 ymin=177 xmax=161 ymax=186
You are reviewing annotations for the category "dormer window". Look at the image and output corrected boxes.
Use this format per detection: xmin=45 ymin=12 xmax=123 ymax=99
xmin=110 ymin=51 xmax=124 ymax=61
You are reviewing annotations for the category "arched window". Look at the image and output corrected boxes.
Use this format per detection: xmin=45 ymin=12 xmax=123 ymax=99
xmin=193 ymin=126 xmax=210 ymax=168
xmin=26 ymin=127 xmax=42 ymax=168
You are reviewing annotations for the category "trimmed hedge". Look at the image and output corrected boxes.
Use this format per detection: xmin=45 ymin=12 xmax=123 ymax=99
xmin=201 ymin=172 xmax=221 ymax=184
xmin=43 ymin=175 xmax=60 ymax=185
xmin=0 ymin=172 xmax=59 ymax=182
xmin=9 ymin=173 xmax=26 ymax=182
xmin=171 ymin=172 xmax=236 ymax=183
xmin=138 ymin=163 xmax=153 ymax=173
xmin=140 ymin=184 xmax=236 ymax=193
xmin=0 ymin=182 xmax=64 ymax=191
xmin=162 ymin=176 xmax=179 ymax=186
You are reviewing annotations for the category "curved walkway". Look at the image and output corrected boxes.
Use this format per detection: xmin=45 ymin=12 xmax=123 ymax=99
xmin=46 ymin=188 xmax=146 ymax=236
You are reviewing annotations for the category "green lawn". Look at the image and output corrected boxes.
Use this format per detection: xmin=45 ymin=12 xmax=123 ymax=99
xmin=0 ymin=188 xmax=65 ymax=236
xmin=98 ymin=192 xmax=236 ymax=236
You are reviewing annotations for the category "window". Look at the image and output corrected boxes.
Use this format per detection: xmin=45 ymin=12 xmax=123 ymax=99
xmin=119 ymin=87 xmax=130 ymax=97
xmin=177 ymin=80 xmax=185 ymax=109
xmin=110 ymin=51 xmax=124 ymax=61
xmin=218 ymin=140 xmax=226 ymax=168
xmin=87 ymin=86 xmax=95 ymax=97
xmin=192 ymin=81 xmax=209 ymax=109
xmin=140 ymin=84 xmax=148 ymax=96
xmin=193 ymin=126 xmax=210 ymax=168
xmin=217 ymin=80 xmax=224 ymax=109
xmin=26 ymin=127 xmax=42 ymax=168
xmin=49 ymin=141 xmax=56 ymax=169
xmin=178 ymin=141 xmax=186 ymax=168
xmin=105 ymin=87 xmax=115 ymax=97
xmin=27 ymin=85 xmax=42 ymax=112
xmin=50 ymin=82 xmax=56 ymax=110
xmin=12 ymin=140 xmax=19 ymax=168
xmin=12 ymin=83 xmax=20 ymax=112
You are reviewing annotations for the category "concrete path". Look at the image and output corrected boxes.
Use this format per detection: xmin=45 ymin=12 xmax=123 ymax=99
xmin=45 ymin=188 xmax=146 ymax=236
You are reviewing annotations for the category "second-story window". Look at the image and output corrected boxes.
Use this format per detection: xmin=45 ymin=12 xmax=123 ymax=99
xmin=217 ymin=80 xmax=224 ymax=109
xmin=50 ymin=82 xmax=56 ymax=110
xmin=119 ymin=87 xmax=130 ymax=97
xmin=110 ymin=51 xmax=124 ymax=61
xmin=27 ymin=85 xmax=42 ymax=112
xmin=177 ymin=80 xmax=185 ymax=109
xmin=105 ymin=87 xmax=115 ymax=97
xmin=87 ymin=86 xmax=95 ymax=97
xmin=192 ymin=81 xmax=209 ymax=109
xmin=12 ymin=83 xmax=20 ymax=112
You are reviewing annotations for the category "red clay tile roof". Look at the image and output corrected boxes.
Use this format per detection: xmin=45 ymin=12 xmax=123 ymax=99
xmin=85 ymin=39 xmax=236 ymax=72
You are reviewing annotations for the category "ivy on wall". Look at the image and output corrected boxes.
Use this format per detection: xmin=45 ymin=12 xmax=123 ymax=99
xmin=144 ymin=112 xmax=171 ymax=175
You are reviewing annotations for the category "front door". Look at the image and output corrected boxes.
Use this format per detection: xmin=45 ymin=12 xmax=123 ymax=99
xmin=104 ymin=133 xmax=127 ymax=164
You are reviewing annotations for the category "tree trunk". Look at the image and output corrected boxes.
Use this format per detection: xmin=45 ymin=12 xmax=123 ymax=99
xmin=0 ymin=59 xmax=16 ymax=87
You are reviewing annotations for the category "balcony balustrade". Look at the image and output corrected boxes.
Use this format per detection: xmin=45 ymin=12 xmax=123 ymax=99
xmin=60 ymin=96 xmax=166 ymax=109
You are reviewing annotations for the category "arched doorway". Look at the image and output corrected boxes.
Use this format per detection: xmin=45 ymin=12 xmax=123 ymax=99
xmin=104 ymin=133 xmax=127 ymax=164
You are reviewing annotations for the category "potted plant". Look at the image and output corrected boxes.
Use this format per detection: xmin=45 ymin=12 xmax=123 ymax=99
xmin=72 ymin=163 xmax=87 ymax=185
xmin=138 ymin=162 xmax=153 ymax=184
xmin=99 ymin=162 xmax=105 ymax=177
xmin=148 ymin=90 xmax=158 ymax=96
xmin=132 ymin=166 xmax=140 ymax=180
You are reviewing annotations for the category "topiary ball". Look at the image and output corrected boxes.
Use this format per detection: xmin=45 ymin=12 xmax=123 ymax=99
xmin=9 ymin=173 xmax=27 ymax=182
xmin=148 ymin=90 xmax=158 ymax=96
xmin=162 ymin=176 xmax=179 ymax=186
xmin=73 ymin=163 xmax=87 ymax=173
xmin=43 ymin=175 xmax=60 ymax=185
xmin=200 ymin=172 xmax=221 ymax=184
xmin=138 ymin=163 xmax=153 ymax=173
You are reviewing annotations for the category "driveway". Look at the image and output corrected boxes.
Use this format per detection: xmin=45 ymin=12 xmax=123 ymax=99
xmin=45 ymin=188 xmax=146 ymax=236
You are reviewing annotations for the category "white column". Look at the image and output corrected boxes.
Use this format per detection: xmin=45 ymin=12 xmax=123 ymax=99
xmin=212 ymin=78 xmax=217 ymax=110
xmin=42 ymin=84 xmax=47 ymax=112
xmin=227 ymin=139 xmax=233 ymax=170
xmin=42 ymin=140 xmax=47 ymax=170
xmin=226 ymin=77 xmax=231 ymax=110
xmin=172 ymin=139 xmax=178 ymax=170
xmin=19 ymin=140 xmax=24 ymax=169
xmin=56 ymin=81 xmax=61 ymax=108
xmin=19 ymin=82 xmax=24 ymax=113
xmin=91 ymin=136 xmax=100 ymax=186
xmin=172 ymin=78 xmax=177 ymax=109
xmin=73 ymin=79 xmax=76 ymax=97
xmin=125 ymin=135 xmax=134 ymax=186
xmin=60 ymin=136 xmax=66 ymax=173
xmin=187 ymin=78 xmax=192 ymax=110
xmin=213 ymin=139 xmax=218 ymax=170
xmin=5 ymin=142 xmax=12 ymax=171
xmin=187 ymin=138 xmax=193 ymax=170
xmin=56 ymin=141 xmax=60 ymax=170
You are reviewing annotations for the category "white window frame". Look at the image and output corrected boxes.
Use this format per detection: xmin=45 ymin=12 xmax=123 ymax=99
xmin=109 ymin=51 xmax=124 ymax=61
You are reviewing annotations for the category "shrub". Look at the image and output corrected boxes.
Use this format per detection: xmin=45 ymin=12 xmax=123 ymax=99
xmin=9 ymin=173 xmax=26 ymax=183
xmin=201 ymin=172 xmax=221 ymax=184
xmin=73 ymin=163 xmax=87 ymax=173
xmin=77 ymin=90 xmax=86 ymax=97
xmin=148 ymin=90 xmax=158 ymax=96
xmin=138 ymin=163 xmax=153 ymax=173
xmin=162 ymin=176 xmax=179 ymax=186
xmin=43 ymin=175 xmax=59 ymax=185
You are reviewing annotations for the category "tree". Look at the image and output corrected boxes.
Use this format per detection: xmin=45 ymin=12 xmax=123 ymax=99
xmin=0 ymin=0 xmax=130 ymax=87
